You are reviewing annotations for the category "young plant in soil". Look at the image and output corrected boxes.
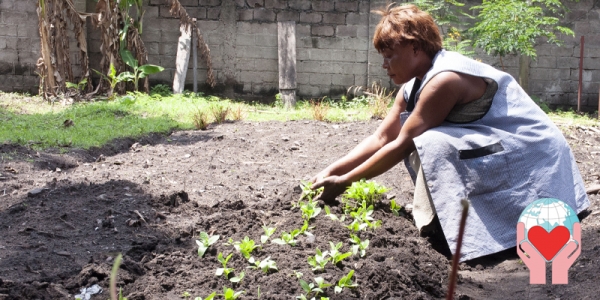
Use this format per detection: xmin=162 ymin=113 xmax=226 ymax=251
xmin=324 ymin=205 xmax=345 ymax=222
xmin=229 ymin=271 xmax=245 ymax=283
xmin=231 ymin=236 xmax=260 ymax=260
xmin=192 ymin=292 xmax=216 ymax=300
xmin=334 ymin=270 xmax=358 ymax=294
xmin=271 ymin=228 xmax=301 ymax=246
xmin=221 ymin=287 xmax=244 ymax=300
xmin=347 ymin=203 xmax=381 ymax=231
xmin=299 ymin=197 xmax=322 ymax=221
xmin=196 ymin=232 xmax=220 ymax=257
xmin=349 ymin=234 xmax=369 ymax=257
xmin=297 ymin=277 xmax=333 ymax=300
xmin=299 ymin=181 xmax=323 ymax=202
xmin=260 ymin=225 xmax=277 ymax=244
xmin=215 ymin=252 xmax=235 ymax=279
xmin=248 ymin=256 xmax=278 ymax=274
xmin=341 ymin=179 xmax=388 ymax=213
xmin=307 ymin=248 xmax=330 ymax=271
xmin=390 ymin=199 xmax=402 ymax=216
xmin=328 ymin=242 xmax=352 ymax=265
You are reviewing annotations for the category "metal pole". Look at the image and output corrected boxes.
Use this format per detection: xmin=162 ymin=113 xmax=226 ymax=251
xmin=193 ymin=18 xmax=198 ymax=93
xmin=578 ymin=36 xmax=584 ymax=113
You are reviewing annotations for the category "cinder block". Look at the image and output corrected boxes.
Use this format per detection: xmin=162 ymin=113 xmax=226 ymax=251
xmin=255 ymin=35 xmax=277 ymax=47
xmin=253 ymin=59 xmax=278 ymax=71
xmin=236 ymin=34 xmax=255 ymax=46
xmin=314 ymin=37 xmax=344 ymax=49
xmin=358 ymin=1 xmax=370 ymax=14
xmin=297 ymin=48 xmax=310 ymax=60
xmin=0 ymin=61 xmax=13 ymax=75
xmin=297 ymin=73 xmax=310 ymax=85
xmin=531 ymin=56 xmax=556 ymax=68
xmin=236 ymin=58 xmax=255 ymax=70
xmin=238 ymin=9 xmax=253 ymax=21
xmin=330 ymin=49 xmax=356 ymax=62
xmin=277 ymin=11 xmax=299 ymax=22
xmin=332 ymin=74 xmax=355 ymax=85
xmin=557 ymin=57 xmax=580 ymax=69
xmin=178 ymin=0 xmax=199 ymax=6
xmin=14 ymin=63 xmax=30 ymax=76
xmin=204 ymin=0 xmax=222 ymax=6
xmin=296 ymin=24 xmax=311 ymax=37
xmin=149 ymin=0 xmax=168 ymax=5
xmin=300 ymin=12 xmax=322 ymax=23
xmin=289 ymin=0 xmax=311 ymax=10
xmin=309 ymin=73 xmax=332 ymax=85
xmin=187 ymin=7 xmax=207 ymax=19
xmin=264 ymin=0 xmax=288 ymax=9
xmin=336 ymin=25 xmax=357 ymax=37
xmin=354 ymin=74 xmax=367 ymax=86
xmin=308 ymin=48 xmax=332 ymax=61
xmin=313 ymin=1 xmax=334 ymax=12
xmin=298 ymin=85 xmax=321 ymax=98
xmin=297 ymin=61 xmax=322 ymax=73
xmin=311 ymin=26 xmax=334 ymax=37
xmin=323 ymin=13 xmax=346 ymax=25
xmin=197 ymin=20 xmax=221 ymax=31
xmin=235 ymin=0 xmax=247 ymax=8
xmin=346 ymin=13 xmax=367 ymax=25
xmin=343 ymin=37 xmax=368 ymax=50
xmin=0 ymin=0 xmax=12 ymax=10
xmin=355 ymin=50 xmax=367 ymax=63
xmin=16 ymin=38 xmax=31 ymax=50
xmin=335 ymin=1 xmax=358 ymax=12
xmin=207 ymin=7 xmax=221 ymax=19
xmin=247 ymin=0 xmax=264 ymax=8
xmin=1 ymin=24 xmax=18 ymax=37
xmin=253 ymin=8 xmax=276 ymax=22
xmin=14 ymin=1 xmax=35 ymax=12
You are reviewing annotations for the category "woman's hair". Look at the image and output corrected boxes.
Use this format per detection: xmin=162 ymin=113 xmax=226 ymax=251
xmin=373 ymin=4 xmax=442 ymax=58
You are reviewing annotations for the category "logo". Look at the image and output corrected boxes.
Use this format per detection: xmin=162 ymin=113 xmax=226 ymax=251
xmin=517 ymin=198 xmax=581 ymax=284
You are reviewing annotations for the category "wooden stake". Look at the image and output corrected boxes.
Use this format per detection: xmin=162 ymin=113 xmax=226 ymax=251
xmin=446 ymin=199 xmax=470 ymax=300
xmin=578 ymin=36 xmax=584 ymax=113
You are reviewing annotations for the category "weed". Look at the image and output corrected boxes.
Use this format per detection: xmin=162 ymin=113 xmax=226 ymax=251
xmin=348 ymin=82 xmax=395 ymax=119
xmin=150 ymin=84 xmax=172 ymax=97
xmin=210 ymin=103 xmax=230 ymax=124
xmin=334 ymin=270 xmax=358 ymax=294
xmin=310 ymin=99 xmax=329 ymax=122
xmin=196 ymin=232 xmax=219 ymax=257
xmin=231 ymin=104 xmax=245 ymax=121
xmin=192 ymin=109 xmax=210 ymax=130
xmin=307 ymin=248 xmax=330 ymax=271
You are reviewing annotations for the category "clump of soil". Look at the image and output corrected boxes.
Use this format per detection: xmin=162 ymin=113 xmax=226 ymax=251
xmin=1 ymin=120 xmax=599 ymax=300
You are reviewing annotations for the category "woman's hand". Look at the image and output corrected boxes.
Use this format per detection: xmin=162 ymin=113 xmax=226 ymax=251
xmin=312 ymin=175 xmax=350 ymax=204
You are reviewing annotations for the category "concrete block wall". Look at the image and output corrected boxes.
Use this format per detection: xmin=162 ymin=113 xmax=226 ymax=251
xmin=1 ymin=0 xmax=600 ymax=110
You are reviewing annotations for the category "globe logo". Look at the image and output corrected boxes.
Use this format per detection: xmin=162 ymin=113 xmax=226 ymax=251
xmin=518 ymin=198 xmax=580 ymax=261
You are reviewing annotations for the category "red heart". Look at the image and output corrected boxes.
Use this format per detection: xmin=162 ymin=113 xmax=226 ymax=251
xmin=527 ymin=225 xmax=570 ymax=261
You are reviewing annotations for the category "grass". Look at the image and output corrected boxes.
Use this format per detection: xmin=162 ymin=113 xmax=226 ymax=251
xmin=0 ymin=90 xmax=597 ymax=151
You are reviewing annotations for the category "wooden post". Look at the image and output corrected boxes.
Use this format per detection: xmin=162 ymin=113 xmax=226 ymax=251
xmin=578 ymin=36 xmax=584 ymax=113
xmin=192 ymin=18 xmax=198 ymax=93
xmin=278 ymin=21 xmax=297 ymax=109
xmin=173 ymin=23 xmax=192 ymax=94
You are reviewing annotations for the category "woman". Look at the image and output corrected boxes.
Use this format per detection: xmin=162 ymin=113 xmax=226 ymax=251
xmin=311 ymin=4 xmax=589 ymax=262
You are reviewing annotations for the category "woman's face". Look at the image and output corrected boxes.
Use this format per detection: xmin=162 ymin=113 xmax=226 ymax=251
xmin=381 ymin=42 xmax=422 ymax=85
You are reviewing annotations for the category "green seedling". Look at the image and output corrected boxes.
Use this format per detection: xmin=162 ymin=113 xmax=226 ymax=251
xmin=183 ymin=291 xmax=191 ymax=299
xmin=272 ymin=229 xmax=301 ymax=246
xmin=307 ymin=248 xmax=330 ymax=271
xmin=229 ymin=271 xmax=245 ymax=283
xmin=215 ymin=253 xmax=235 ymax=278
xmin=221 ymin=287 xmax=244 ymax=300
xmin=298 ymin=277 xmax=332 ymax=299
xmin=248 ymin=256 xmax=278 ymax=274
xmin=261 ymin=225 xmax=277 ymax=244
xmin=324 ymin=205 xmax=345 ymax=222
xmin=346 ymin=219 xmax=369 ymax=232
xmin=299 ymin=198 xmax=322 ymax=221
xmin=193 ymin=292 xmax=216 ymax=300
xmin=328 ymin=242 xmax=352 ymax=265
xmin=334 ymin=270 xmax=358 ymax=294
xmin=196 ymin=232 xmax=220 ymax=257
xmin=299 ymin=181 xmax=323 ymax=201
xmin=232 ymin=236 xmax=260 ymax=260
xmin=119 ymin=48 xmax=164 ymax=91
xmin=390 ymin=199 xmax=402 ymax=216
xmin=94 ymin=63 xmax=132 ymax=99
xmin=348 ymin=203 xmax=381 ymax=231
xmin=341 ymin=179 xmax=388 ymax=213
xmin=300 ymin=220 xmax=315 ymax=235
xmin=290 ymin=270 xmax=304 ymax=279
xmin=349 ymin=234 xmax=369 ymax=257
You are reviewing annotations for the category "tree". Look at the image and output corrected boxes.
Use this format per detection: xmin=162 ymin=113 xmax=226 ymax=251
xmin=469 ymin=0 xmax=575 ymax=69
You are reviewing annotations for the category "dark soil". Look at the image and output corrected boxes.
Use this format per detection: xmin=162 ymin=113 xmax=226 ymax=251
xmin=0 ymin=120 xmax=599 ymax=300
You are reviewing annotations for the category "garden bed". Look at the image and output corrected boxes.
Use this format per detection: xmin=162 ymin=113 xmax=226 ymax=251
xmin=0 ymin=120 xmax=599 ymax=299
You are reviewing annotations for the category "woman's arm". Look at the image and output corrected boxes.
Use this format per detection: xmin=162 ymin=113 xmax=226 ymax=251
xmin=312 ymin=85 xmax=407 ymax=180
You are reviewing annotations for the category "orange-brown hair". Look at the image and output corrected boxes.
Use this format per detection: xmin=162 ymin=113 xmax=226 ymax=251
xmin=373 ymin=4 xmax=442 ymax=58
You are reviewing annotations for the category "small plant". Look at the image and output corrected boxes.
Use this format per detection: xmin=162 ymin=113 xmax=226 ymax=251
xmin=193 ymin=292 xmax=216 ymax=300
xmin=210 ymin=103 xmax=230 ymax=124
xmin=341 ymin=179 xmax=388 ymax=213
xmin=229 ymin=271 xmax=245 ymax=283
xmin=120 ymin=49 xmax=164 ymax=91
xmin=324 ymin=205 xmax=345 ymax=222
xmin=261 ymin=225 xmax=277 ymax=244
xmin=390 ymin=199 xmax=402 ymax=216
xmin=182 ymin=291 xmax=191 ymax=299
xmin=349 ymin=234 xmax=369 ymax=257
xmin=192 ymin=109 xmax=210 ymax=130
xmin=328 ymin=242 xmax=352 ymax=265
xmin=150 ymin=83 xmax=172 ymax=97
xmin=215 ymin=252 xmax=235 ymax=279
xmin=248 ymin=256 xmax=278 ymax=274
xmin=299 ymin=181 xmax=323 ymax=202
xmin=299 ymin=198 xmax=322 ymax=221
xmin=347 ymin=203 xmax=382 ymax=231
xmin=299 ymin=219 xmax=315 ymax=235
xmin=298 ymin=277 xmax=332 ymax=299
xmin=196 ymin=232 xmax=220 ymax=257
xmin=291 ymin=270 xmax=304 ymax=279
xmin=65 ymin=77 xmax=88 ymax=92
xmin=221 ymin=287 xmax=244 ymax=300
xmin=271 ymin=229 xmax=301 ymax=246
xmin=94 ymin=63 xmax=131 ymax=99
xmin=231 ymin=104 xmax=245 ymax=120
xmin=307 ymin=248 xmax=330 ymax=271
xmin=334 ymin=270 xmax=358 ymax=294
xmin=310 ymin=99 xmax=329 ymax=122
xmin=231 ymin=236 xmax=260 ymax=260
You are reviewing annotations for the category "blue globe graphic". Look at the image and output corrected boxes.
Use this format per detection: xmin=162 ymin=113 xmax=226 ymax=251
xmin=518 ymin=198 xmax=579 ymax=239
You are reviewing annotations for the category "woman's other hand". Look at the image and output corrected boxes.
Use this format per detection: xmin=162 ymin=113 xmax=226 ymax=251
xmin=312 ymin=175 xmax=350 ymax=204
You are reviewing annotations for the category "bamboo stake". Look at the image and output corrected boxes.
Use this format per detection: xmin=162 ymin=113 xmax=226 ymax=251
xmin=446 ymin=199 xmax=470 ymax=300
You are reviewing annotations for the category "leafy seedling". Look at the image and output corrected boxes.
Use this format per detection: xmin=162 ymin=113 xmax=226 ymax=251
xmin=349 ymin=234 xmax=369 ymax=257
xmin=334 ymin=270 xmax=358 ymax=294
xmin=261 ymin=225 xmax=277 ymax=244
xmin=328 ymin=242 xmax=352 ymax=265
xmin=221 ymin=287 xmax=244 ymax=300
xmin=324 ymin=205 xmax=345 ymax=222
xmin=248 ymin=256 xmax=278 ymax=274
xmin=193 ymin=292 xmax=216 ymax=300
xmin=272 ymin=229 xmax=301 ymax=246
xmin=390 ymin=199 xmax=402 ymax=216
xmin=233 ymin=236 xmax=260 ymax=260
xmin=348 ymin=203 xmax=381 ymax=231
xmin=341 ymin=179 xmax=388 ymax=213
xmin=182 ymin=291 xmax=191 ymax=299
xmin=299 ymin=181 xmax=323 ymax=201
xmin=307 ymin=248 xmax=330 ymax=271
xmin=196 ymin=232 xmax=220 ymax=257
xmin=298 ymin=276 xmax=332 ymax=299
xmin=229 ymin=271 xmax=245 ymax=283
xmin=215 ymin=253 xmax=235 ymax=279
xmin=300 ymin=219 xmax=315 ymax=236
xmin=299 ymin=198 xmax=322 ymax=221
xmin=290 ymin=270 xmax=304 ymax=279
